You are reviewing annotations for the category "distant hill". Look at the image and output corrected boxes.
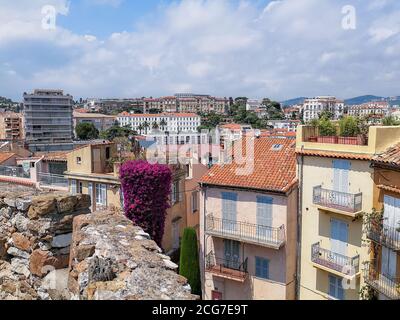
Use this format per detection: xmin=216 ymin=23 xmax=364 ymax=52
xmin=344 ymin=95 xmax=386 ymax=105
xmin=281 ymin=97 xmax=306 ymax=107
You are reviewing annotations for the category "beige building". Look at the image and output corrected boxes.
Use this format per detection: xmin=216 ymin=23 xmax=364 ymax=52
xmin=73 ymin=112 xmax=116 ymax=134
xmin=0 ymin=112 xmax=23 ymax=140
xmin=199 ymin=137 xmax=298 ymax=300
xmin=296 ymin=124 xmax=400 ymax=300
xmin=64 ymin=142 xmax=122 ymax=212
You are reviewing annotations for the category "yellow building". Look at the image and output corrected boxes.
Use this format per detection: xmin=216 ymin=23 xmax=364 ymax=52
xmin=64 ymin=142 xmax=122 ymax=212
xmin=296 ymin=125 xmax=400 ymax=300
xmin=365 ymin=143 xmax=400 ymax=300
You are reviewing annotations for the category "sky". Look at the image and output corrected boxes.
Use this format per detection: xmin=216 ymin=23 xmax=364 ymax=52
xmin=0 ymin=0 xmax=399 ymax=101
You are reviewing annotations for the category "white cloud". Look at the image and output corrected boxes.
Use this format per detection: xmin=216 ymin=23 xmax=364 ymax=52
xmin=0 ymin=0 xmax=400 ymax=101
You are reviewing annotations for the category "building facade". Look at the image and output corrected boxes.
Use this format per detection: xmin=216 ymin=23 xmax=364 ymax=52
xmin=348 ymin=102 xmax=389 ymax=118
xmin=199 ymin=137 xmax=298 ymax=300
xmin=73 ymin=112 xmax=116 ymax=134
xmin=175 ymin=94 xmax=229 ymax=114
xmin=366 ymin=144 xmax=400 ymax=300
xmin=296 ymin=124 xmax=400 ymax=300
xmin=0 ymin=112 xmax=24 ymax=140
xmin=301 ymin=96 xmax=345 ymax=123
xmin=117 ymin=113 xmax=201 ymax=134
xmin=23 ymin=89 xmax=74 ymax=152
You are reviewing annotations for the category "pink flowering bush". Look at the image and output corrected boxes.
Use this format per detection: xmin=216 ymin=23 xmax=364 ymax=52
xmin=120 ymin=160 xmax=172 ymax=247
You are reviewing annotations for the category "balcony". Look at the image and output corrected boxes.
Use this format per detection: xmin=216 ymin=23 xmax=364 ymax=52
xmin=313 ymin=186 xmax=363 ymax=216
xmin=311 ymin=242 xmax=360 ymax=277
xmin=364 ymin=263 xmax=400 ymax=300
xmin=205 ymin=252 xmax=248 ymax=282
xmin=205 ymin=214 xmax=285 ymax=249
xmin=367 ymin=223 xmax=400 ymax=251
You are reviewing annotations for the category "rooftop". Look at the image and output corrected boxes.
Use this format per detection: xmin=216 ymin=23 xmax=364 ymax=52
xmin=373 ymin=143 xmax=400 ymax=168
xmin=200 ymin=137 xmax=297 ymax=193
xmin=0 ymin=152 xmax=16 ymax=164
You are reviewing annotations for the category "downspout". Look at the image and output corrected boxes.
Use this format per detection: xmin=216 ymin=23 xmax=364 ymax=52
xmin=202 ymin=184 xmax=207 ymax=300
xmin=295 ymin=150 xmax=304 ymax=300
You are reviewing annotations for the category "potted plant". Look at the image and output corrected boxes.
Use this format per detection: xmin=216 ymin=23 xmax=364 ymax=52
xmin=317 ymin=118 xmax=337 ymax=143
xmin=338 ymin=116 xmax=361 ymax=145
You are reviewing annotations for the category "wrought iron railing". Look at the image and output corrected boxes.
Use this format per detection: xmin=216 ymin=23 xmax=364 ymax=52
xmin=364 ymin=262 xmax=400 ymax=300
xmin=366 ymin=223 xmax=400 ymax=251
xmin=0 ymin=165 xmax=30 ymax=179
xmin=205 ymin=214 xmax=285 ymax=247
xmin=313 ymin=185 xmax=362 ymax=213
xmin=311 ymin=242 xmax=360 ymax=275
xmin=38 ymin=173 xmax=69 ymax=188
xmin=206 ymin=252 xmax=248 ymax=279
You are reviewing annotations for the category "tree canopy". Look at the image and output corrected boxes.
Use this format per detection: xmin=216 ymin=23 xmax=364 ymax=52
xmin=75 ymin=122 xmax=99 ymax=140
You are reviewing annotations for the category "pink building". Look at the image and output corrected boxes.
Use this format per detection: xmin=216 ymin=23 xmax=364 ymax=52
xmin=199 ymin=137 xmax=298 ymax=300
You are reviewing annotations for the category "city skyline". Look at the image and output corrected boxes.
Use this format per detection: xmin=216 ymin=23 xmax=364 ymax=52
xmin=1 ymin=0 xmax=400 ymax=101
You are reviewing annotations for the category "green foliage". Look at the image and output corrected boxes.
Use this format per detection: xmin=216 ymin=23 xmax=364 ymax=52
xmin=198 ymin=112 xmax=224 ymax=131
xmin=99 ymin=125 xmax=136 ymax=141
xmin=179 ymin=228 xmax=201 ymax=295
xmin=319 ymin=110 xmax=334 ymax=120
xmin=75 ymin=122 xmax=99 ymax=140
xmin=382 ymin=116 xmax=400 ymax=126
xmin=339 ymin=116 xmax=361 ymax=137
xmin=318 ymin=118 xmax=336 ymax=136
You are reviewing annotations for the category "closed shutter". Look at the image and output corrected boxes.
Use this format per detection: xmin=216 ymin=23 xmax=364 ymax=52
xmin=333 ymin=160 xmax=350 ymax=193
xmin=222 ymin=192 xmax=237 ymax=232
xmin=257 ymin=196 xmax=273 ymax=240
xmin=331 ymin=219 xmax=348 ymax=256
xmin=71 ymin=180 xmax=77 ymax=195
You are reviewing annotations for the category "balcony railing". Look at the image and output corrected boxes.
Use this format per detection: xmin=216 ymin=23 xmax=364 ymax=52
xmin=0 ymin=166 xmax=30 ymax=179
xmin=205 ymin=214 xmax=285 ymax=249
xmin=38 ymin=173 xmax=69 ymax=189
xmin=364 ymin=263 xmax=400 ymax=300
xmin=205 ymin=252 xmax=248 ymax=281
xmin=313 ymin=186 xmax=362 ymax=214
xmin=311 ymin=242 xmax=360 ymax=275
xmin=366 ymin=223 xmax=400 ymax=251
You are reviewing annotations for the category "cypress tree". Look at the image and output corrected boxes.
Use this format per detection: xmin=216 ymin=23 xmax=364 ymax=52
xmin=179 ymin=228 xmax=201 ymax=295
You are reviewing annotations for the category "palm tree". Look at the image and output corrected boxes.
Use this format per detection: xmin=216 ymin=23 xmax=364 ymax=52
xmin=152 ymin=121 xmax=160 ymax=131
xmin=160 ymin=119 xmax=167 ymax=131
xmin=143 ymin=121 xmax=150 ymax=134
xmin=138 ymin=124 xmax=144 ymax=135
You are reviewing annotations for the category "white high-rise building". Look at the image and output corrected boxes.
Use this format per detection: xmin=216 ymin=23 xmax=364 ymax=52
xmin=301 ymin=96 xmax=344 ymax=122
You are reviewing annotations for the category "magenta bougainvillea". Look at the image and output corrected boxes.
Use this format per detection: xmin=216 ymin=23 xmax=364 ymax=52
xmin=120 ymin=160 xmax=172 ymax=247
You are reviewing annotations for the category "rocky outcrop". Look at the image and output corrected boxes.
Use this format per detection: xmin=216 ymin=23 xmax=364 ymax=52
xmin=69 ymin=211 xmax=198 ymax=300
xmin=0 ymin=188 xmax=91 ymax=300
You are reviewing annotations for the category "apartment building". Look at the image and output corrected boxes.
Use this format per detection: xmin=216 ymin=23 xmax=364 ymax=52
xmin=175 ymin=94 xmax=229 ymax=114
xmin=199 ymin=137 xmax=298 ymax=300
xmin=143 ymin=96 xmax=178 ymax=113
xmin=117 ymin=112 xmax=201 ymax=134
xmin=302 ymin=96 xmax=345 ymax=123
xmin=266 ymin=120 xmax=300 ymax=132
xmin=366 ymin=144 xmax=400 ymax=299
xmin=0 ymin=112 xmax=23 ymax=140
xmin=64 ymin=142 xmax=122 ymax=212
xmin=73 ymin=111 xmax=116 ymax=133
xmin=296 ymin=124 xmax=400 ymax=300
xmin=348 ymin=102 xmax=390 ymax=118
xmin=23 ymin=89 xmax=74 ymax=152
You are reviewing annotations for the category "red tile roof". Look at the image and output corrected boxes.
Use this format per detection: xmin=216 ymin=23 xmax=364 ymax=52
xmin=200 ymin=137 xmax=297 ymax=193
xmin=0 ymin=152 xmax=16 ymax=164
xmin=296 ymin=149 xmax=372 ymax=161
xmin=373 ymin=143 xmax=400 ymax=168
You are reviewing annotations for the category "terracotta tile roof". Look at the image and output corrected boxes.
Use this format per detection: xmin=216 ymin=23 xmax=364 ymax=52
xmin=373 ymin=143 xmax=400 ymax=168
xmin=377 ymin=184 xmax=400 ymax=195
xmin=296 ymin=149 xmax=372 ymax=161
xmin=0 ymin=152 xmax=16 ymax=164
xmin=221 ymin=123 xmax=243 ymax=130
xmin=34 ymin=151 xmax=70 ymax=162
xmin=200 ymin=137 xmax=297 ymax=193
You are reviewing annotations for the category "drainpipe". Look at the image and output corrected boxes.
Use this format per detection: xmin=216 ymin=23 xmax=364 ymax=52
xmin=202 ymin=184 xmax=207 ymax=300
xmin=295 ymin=150 xmax=304 ymax=300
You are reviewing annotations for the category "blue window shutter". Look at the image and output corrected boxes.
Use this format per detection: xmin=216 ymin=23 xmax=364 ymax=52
xmin=257 ymin=196 xmax=273 ymax=226
xmin=333 ymin=160 xmax=350 ymax=192
xmin=222 ymin=192 xmax=237 ymax=221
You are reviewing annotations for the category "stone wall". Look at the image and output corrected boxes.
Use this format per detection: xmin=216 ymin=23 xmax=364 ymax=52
xmin=0 ymin=184 xmax=198 ymax=300
xmin=69 ymin=210 xmax=198 ymax=300
xmin=0 ymin=186 xmax=91 ymax=300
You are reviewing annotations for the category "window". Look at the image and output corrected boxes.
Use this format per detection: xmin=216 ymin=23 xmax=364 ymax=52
xmin=96 ymin=184 xmax=107 ymax=207
xmin=106 ymin=147 xmax=111 ymax=160
xmin=192 ymin=191 xmax=198 ymax=213
xmin=222 ymin=192 xmax=237 ymax=232
xmin=329 ymin=275 xmax=345 ymax=300
xmin=76 ymin=157 xmax=82 ymax=165
xmin=71 ymin=180 xmax=77 ymax=195
xmin=88 ymin=183 xmax=93 ymax=206
xmin=257 ymin=196 xmax=273 ymax=239
xmin=255 ymin=257 xmax=270 ymax=279
xmin=171 ymin=181 xmax=180 ymax=205
xmin=78 ymin=181 xmax=83 ymax=194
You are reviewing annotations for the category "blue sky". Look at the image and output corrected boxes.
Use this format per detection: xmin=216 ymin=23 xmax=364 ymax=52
xmin=0 ymin=0 xmax=399 ymax=101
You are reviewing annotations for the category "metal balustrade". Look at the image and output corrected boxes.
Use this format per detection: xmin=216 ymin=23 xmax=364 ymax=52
xmin=311 ymin=242 xmax=360 ymax=275
xmin=38 ymin=173 xmax=69 ymax=189
xmin=364 ymin=262 xmax=400 ymax=300
xmin=313 ymin=185 xmax=362 ymax=213
xmin=205 ymin=214 xmax=285 ymax=248
xmin=206 ymin=252 xmax=248 ymax=281
xmin=0 ymin=166 xmax=30 ymax=179
xmin=366 ymin=223 xmax=400 ymax=251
